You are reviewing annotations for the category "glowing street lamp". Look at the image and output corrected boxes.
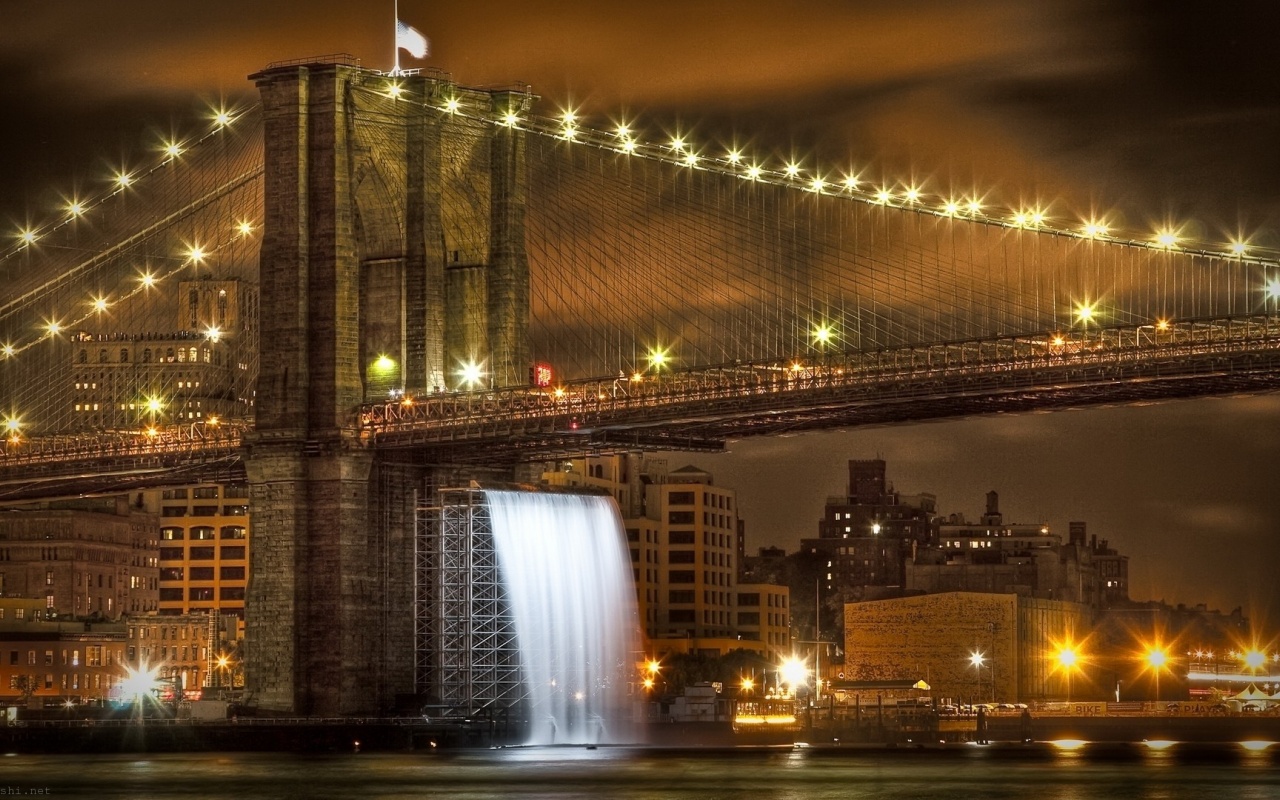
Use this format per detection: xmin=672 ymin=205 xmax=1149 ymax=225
xmin=969 ymin=650 xmax=988 ymax=703
xmin=741 ymin=676 xmax=755 ymax=694
xmin=1075 ymin=302 xmax=1096 ymax=326
xmin=647 ymin=348 xmax=668 ymax=371
xmin=120 ymin=665 xmax=161 ymax=703
xmin=1146 ymin=646 xmax=1169 ymax=702
xmin=456 ymin=360 xmax=484 ymax=388
xmin=813 ymin=325 xmax=833 ymax=348
xmin=1055 ymin=645 xmax=1081 ymax=703
xmin=779 ymin=656 xmax=810 ymax=695
xmin=1243 ymin=649 xmax=1267 ymax=672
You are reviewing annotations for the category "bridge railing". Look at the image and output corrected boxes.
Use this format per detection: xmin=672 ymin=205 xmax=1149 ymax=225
xmin=360 ymin=314 xmax=1280 ymax=442
xmin=0 ymin=423 xmax=248 ymax=467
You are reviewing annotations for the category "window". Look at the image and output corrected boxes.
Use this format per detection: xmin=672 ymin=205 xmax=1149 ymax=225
xmin=219 ymin=587 xmax=245 ymax=601
xmin=668 ymin=491 xmax=695 ymax=505
xmin=162 ymin=488 xmax=188 ymax=500
xmin=222 ymin=505 xmax=249 ymax=516
xmin=668 ymin=531 xmax=695 ymax=545
xmin=219 ymin=566 xmax=245 ymax=580
xmin=737 ymin=612 xmax=760 ymax=626
xmin=668 ymin=570 xmax=695 ymax=584
xmin=625 ymin=528 xmax=639 ymax=542
xmin=223 ymin=483 xmax=249 ymax=499
xmin=191 ymin=506 xmax=218 ymax=517
xmin=121 ymin=348 xmax=129 ymax=363
xmin=159 ymin=547 xmax=184 ymax=561
xmin=738 ymin=593 xmax=760 ymax=607
xmin=189 ymin=588 xmax=214 ymax=601
xmin=161 ymin=507 xmax=188 ymax=517
xmin=161 ymin=527 xmax=184 ymax=541
xmin=142 ymin=348 xmax=152 ymax=363
xmin=667 ymin=551 xmax=695 ymax=564
xmin=220 ymin=546 xmax=246 ymax=560
xmin=668 ymin=610 xmax=696 ymax=623
xmin=192 ymin=486 xmax=219 ymax=499
xmin=159 ymin=588 xmax=183 ymax=601
xmin=668 ymin=590 xmax=695 ymax=603
xmin=160 ymin=567 xmax=184 ymax=581
xmin=190 ymin=527 xmax=216 ymax=540
xmin=668 ymin=511 xmax=695 ymax=525
xmin=45 ymin=570 xmax=53 ymax=586
xmin=220 ymin=526 xmax=246 ymax=540
xmin=189 ymin=567 xmax=215 ymax=581
xmin=44 ymin=651 xmax=53 ymax=666
xmin=189 ymin=547 xmax=215 ymax=561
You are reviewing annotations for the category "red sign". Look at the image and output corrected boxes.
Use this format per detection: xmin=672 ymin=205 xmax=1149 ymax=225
xmin=531 ymin=362 xmax=554 ymax=387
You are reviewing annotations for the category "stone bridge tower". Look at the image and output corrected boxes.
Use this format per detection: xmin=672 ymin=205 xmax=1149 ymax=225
xmin=245 ymin=58 xmax=529 ymax=715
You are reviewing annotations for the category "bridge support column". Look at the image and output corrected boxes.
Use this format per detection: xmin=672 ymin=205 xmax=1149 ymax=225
xmin=246 ymin=59 xmax=530 ymax=716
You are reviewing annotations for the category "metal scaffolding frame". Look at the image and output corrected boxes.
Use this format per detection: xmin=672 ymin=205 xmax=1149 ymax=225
xmin=415 ymin=487 xmax=525 ymax=718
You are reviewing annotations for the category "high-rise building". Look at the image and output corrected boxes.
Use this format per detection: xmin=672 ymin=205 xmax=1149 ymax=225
xmin=543 ymin=455 xmax=791 ymax=660
xmin=804 ymin=458 xmax=937 ymax=593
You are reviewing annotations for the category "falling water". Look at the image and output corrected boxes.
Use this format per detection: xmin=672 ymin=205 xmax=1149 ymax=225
xmin=484 ymin=490 xmax=643 ymax=745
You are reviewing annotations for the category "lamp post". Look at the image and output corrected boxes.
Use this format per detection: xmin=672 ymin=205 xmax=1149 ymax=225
xmin=969 ymin=651 xmax=986 ymax=705
xmin=1146 ymin=647 xmax=1168 ymax=703
xmin=987 ymin=622 xmax=998 ymax=703
xmin=215 ymin=654 xmax=230 ymax=689
xmin=1056 ymin=646 xmax=1079 ymax=704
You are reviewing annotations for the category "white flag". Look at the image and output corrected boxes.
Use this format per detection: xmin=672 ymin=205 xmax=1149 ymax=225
xmin=396 ymin=20 xmax=429 ymax=59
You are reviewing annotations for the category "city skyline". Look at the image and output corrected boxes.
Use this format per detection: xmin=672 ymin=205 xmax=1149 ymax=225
xmin=2 ymin=0 xmax=1278 ymax=624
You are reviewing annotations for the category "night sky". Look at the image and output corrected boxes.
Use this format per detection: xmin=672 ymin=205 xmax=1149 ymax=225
xmin=3 ymin=2 xmax=1279 ymax=624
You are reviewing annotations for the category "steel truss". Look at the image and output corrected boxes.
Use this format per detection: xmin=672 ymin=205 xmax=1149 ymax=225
xmin=415 ymin=488 xmax=524 ymax=718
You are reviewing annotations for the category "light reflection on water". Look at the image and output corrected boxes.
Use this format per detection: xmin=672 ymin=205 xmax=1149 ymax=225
xmin=4 ymin=745 xmax=1280 ymax=799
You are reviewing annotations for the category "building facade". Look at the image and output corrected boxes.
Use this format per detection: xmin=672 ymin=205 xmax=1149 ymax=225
xmin=844 ymin=591 xmax=1091 ymax=703
xmin=140 ymin=483 xmax=250 ymax=619
xmin=0 ymin=598 xmax=129 ymax=704
xmin=0 ymin=499 xmax=159 ymax=619
xmin=68 ymin=278 xmax=256 ymax=432
xmin=126 ymin=614 xmax=214 ymax=693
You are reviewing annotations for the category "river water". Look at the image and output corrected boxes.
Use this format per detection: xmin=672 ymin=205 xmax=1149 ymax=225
xmin=4 ymin=744 xmax=1279 ymax=799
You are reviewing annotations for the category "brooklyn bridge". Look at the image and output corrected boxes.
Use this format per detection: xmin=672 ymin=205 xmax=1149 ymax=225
xmin=1 ymin=55 xmax=1277 ymax=715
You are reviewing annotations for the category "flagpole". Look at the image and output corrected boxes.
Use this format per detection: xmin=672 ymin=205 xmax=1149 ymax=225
xmin=393 ymin=0 xmax=400 ymax=75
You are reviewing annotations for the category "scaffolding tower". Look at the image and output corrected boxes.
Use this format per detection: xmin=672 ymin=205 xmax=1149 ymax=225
xmin=415 ymin=487 xmax=525 ymax=718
